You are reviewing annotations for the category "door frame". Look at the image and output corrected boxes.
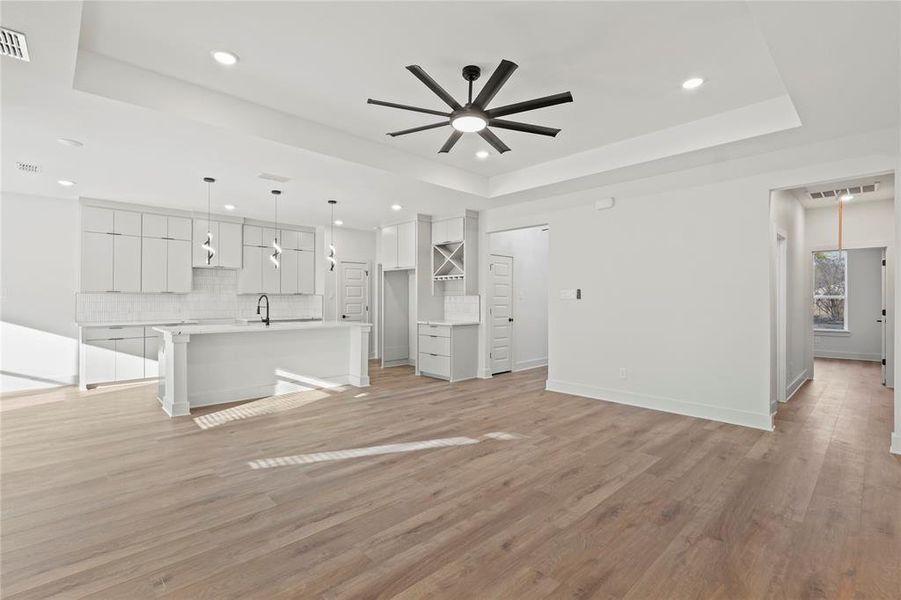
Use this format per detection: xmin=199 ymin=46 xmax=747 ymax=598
xmin=337 ymin=258 xmax=371 ymax=327
xmin=488 ymin=253 xmax=514 ymax=375
xmin=775 ymin=229 xmax=788 ymax=406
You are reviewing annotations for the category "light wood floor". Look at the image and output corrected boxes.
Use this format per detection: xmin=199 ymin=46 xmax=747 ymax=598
xmin=1 ymin=359 xmax=899 ymax=599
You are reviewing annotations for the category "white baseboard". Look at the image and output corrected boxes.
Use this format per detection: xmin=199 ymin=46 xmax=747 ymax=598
xmin=785 ymin=369 xmax=810 ymax=402
xmin=891 ymin=432 xmax=901 ymax=455
xmin=814 ymin=350 xmax=882 ymax=362
xmin=382 ymin=358 xmax=413 ymax=368
xmin=477 ymin=369 xmax=493 ymax=379
xmin=545 ymin=379 xmax=773 ymax=431
xmin=513 ymin=357 xmax=548 ymax=372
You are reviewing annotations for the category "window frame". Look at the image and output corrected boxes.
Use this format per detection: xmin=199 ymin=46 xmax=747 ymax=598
xmin=813 ymin=249 xmax=849 ymax=333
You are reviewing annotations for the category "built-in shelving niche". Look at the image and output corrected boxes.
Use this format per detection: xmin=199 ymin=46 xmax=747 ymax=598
xmin=433 ymin=242 xmax=464 ymax=280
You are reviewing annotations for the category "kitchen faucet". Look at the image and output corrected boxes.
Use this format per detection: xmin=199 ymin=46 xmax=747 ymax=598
xmin=256 ymin=294 xmax=270 ymax=327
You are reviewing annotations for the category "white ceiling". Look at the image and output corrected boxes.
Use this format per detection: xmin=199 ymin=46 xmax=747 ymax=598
xmin=1 ymin=1 xmax=898 ymax=230
xmin=797 ymin=173 xmax=895 ymax=209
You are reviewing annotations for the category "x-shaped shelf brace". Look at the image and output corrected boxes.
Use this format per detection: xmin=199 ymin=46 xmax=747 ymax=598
xmin=434 ymin=243 xmax=464 ymax=276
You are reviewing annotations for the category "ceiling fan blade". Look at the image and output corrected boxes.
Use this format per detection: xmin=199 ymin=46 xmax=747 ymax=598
xmin=486 ymin=92 xmax=573 ymax=118
xmin=387 ymin=122 xmax=449 ymax=137
xmin=479 ymin=128 xmax=511 ymax=154
xmin=438 ymin=131 xmax=463 ymax=153
xmin=473 ymin=59 xmax=518 ymax=109
xmin=488 ymin=119 xmax=561 ymax=137
xmin=406 ymin=65 xmax=462 ymax=110
xmin=367 ymin=99 xmax=451 ymax=117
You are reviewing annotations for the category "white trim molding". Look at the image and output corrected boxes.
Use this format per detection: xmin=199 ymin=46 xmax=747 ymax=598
xmin=785 ymin=369 xmax=810 ymax=402
xmin=891 ymin=432 xmax=901 ymax=455
xmin=514 ymin=357 xmax=548 ymax=372
xmin=545 ymin=379 xmax=774 ymax=431
xmin=813 ymin=350 xmax=882 ymax=362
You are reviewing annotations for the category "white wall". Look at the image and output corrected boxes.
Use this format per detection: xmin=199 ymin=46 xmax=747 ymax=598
xmin=1 ymin=192 xmax=79 ymax=392
xmin=770 ymin=189 xmax=810 ymax=404
xmin=478 ymin=128 xmax=897 ymax=433
xmin=814 ymin=248 xmax=884 ymax=361
xmin=488 ymin=226 xmax=549 ymax=371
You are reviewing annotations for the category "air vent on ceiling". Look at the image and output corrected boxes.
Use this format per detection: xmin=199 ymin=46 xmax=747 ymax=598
xmin=16 ymin=161 xmax=40 ymax=173
xmin=808 ymin=182 xmax=879 ymax=201
xmin=258 ymin=172 xmax=291 ymax=183
xmin=1 ymin=28 xmax=30 ymax=62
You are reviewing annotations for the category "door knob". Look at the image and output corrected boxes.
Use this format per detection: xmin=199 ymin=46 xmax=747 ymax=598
xmin=508 ymin=317 xmax=514 ymax=323
xmin=342 ymin=315 xmax=346 ymax=319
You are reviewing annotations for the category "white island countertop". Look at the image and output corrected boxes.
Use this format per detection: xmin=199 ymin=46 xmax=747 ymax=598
xmin=154 ymin=320 xmax=371 ymax=336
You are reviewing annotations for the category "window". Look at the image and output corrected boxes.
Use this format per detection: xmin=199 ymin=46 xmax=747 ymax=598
xmin=813 ymin=250 xmax=847 ymax=330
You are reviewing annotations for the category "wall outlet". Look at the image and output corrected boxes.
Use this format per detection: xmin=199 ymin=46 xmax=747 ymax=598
xmin=619 ymin=367 xmax=628 ymax=379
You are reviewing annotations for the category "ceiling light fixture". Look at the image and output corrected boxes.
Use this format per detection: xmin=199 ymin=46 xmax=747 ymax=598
xmin=211 ymin=50 xmax=239 ymax=66
xmin=840 ymin=193 xmax=854 ymax=202
xmin=270 ymin=190 xmax=282 ymax=269
xmin=327 ymin=200 xmax=338 ymax=272
xmin=682 ymin=77 xmax=704 ymax=90
xmin=201 ymin=177 xmax=216 ymax=265
xmin=451 ymin=113 xmax=487 ymax=133
xmin=57 ymin=138 xmax=83 ymax=148
xmin=391 ymin=204 xmax=402 ymax=211
xmin=57 ymin=179 xmax=75 ymax=186
xmin=475 ymin=150 xmax=489 ymax=159
xmin=334 ymin=219 xmax=344 ymax=226
xmin=224 ymin=204 xmax=236 ymax=211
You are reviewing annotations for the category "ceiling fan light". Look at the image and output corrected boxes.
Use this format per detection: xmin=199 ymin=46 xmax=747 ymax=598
xmin=451 ymin=115 xmax=487 ymax=133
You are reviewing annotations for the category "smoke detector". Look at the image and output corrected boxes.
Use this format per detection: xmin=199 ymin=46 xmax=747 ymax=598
xmin=258 ymin=172 xmax=291 ymax=183
xmin=1 ymin=28 xmax=30 ymax=62
xmin=16 ymin=161 xmax=40 ymax=173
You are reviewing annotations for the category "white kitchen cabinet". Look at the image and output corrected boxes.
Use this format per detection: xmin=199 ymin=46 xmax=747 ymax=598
xmin=243 ymin=225 xmax=262 ymax=246
xmin=237 ymin=245 xmax=262 ymax=294
xmin=84 ymin=339 xmax=116 ymax=385
xmin=280 ymin=249 xmax=299 ymax=294
xmin=168 ymin=217 xmax=192 ymax=241
xmin=298 ymin=232 xmax=315 ymax=251
xmin=142 ymin=213 xmax=168 ymax=238
xmin=116 ymin=337 xmax=146 ymax=381
xmin=298 ymin=250 xmax=315 ymax=294
xmin=115 ymin=211 xmax=142 ymax=236
xmin=416 ymin=322 xmax=478 ymax=382
xmin=82 ymin=232 xmax=114 ymax=292
xmin=83 ymin=206 xmax=115 ymax=234
xmin=141 ymin=237 xmax=167 ymax=293
xmin=280 ymin=229 xmax=300 ymax=251
xmin=431 ymin=217 xmax=463 ymax=244
xmin=381 ymin=225 xmax=398 ymax=269
xmin=261 ymin=228 xmax=277 ymax=248
xmin=113 ymin=235 xmax=142 ymax=293
xmin=192 ymin=219 xmax=242 ymax=268
xmin=167 ymin=239 xmax=192 ymax=293
xmin=397 ymin=221 xmax=415 ymax=268
xmin=262 ymin=252 xmax=281 ymax=294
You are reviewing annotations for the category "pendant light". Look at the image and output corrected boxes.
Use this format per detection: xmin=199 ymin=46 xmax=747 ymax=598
xmin=327 ymin=199 xmax=337 ymax=272
xmin=270 ymin=189 xmax=282 ymax=269
xmin=201 ymin=177 xmax=216 ymax=265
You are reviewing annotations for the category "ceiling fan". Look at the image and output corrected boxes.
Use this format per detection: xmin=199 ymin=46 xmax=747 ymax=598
xmin=367 ymin=59 xmax=573 ymax=154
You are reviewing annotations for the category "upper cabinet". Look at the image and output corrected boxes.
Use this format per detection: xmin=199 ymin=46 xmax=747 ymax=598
xmin=192 ymin=219 xmax=242 ymax=268
xmin=80 ymin=207 xmax=142 ymax=293
xmin=237 ymin=225 xmax=316 ymax=295
xmin=382 ymin=221 xmax=416 ymax=270
xmin=431 ymin=217 xmax=464 ymax=245
xmin=141 ymin=213 xmax=192 ymax=293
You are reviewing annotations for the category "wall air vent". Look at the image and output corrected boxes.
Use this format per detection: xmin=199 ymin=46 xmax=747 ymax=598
xmin=808 ymin=182 xmax=880 ymax=201
xmin=258 ymin=172 xmax=291 ymax=183
xmin=862 ymin=183 xmax=878 ymax=193
xmin=1 ymin=28 xmax=30 ymax=62
xmin=809 ymin=191 xmax=824 ymax=199
xmin=16 ymin=161 xmax=40 ymax=173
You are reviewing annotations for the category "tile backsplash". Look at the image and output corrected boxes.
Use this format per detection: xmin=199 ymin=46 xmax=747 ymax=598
xmin=444 ymin=295 xmax=480 ymax=323
xmin=76 ymin=269 xmax=322 ymax=323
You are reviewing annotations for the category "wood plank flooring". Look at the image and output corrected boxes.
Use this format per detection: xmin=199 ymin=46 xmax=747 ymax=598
xmin=1 ymin=358 xmax=899 ymax=598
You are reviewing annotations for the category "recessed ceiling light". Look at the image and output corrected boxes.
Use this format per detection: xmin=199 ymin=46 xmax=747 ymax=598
xmin=475 ymin=150 xmax=490 ymax=159
xmin=224 ymin=204 xmax=236 ymax=211
xmin=840 ymin=193 xmax=854 ymax=202
xmin=391 ymin=204 xmax=402 ymax=211
xmin=57 ymin=138 xmax=83 ymax=148
xmin=334 ymin=219 xmax=344 ymax=226
xmin=682 ymin=77 xmax=704 ymax=90
xmin=57 ymin=179 xmax=75 ymax=186
xmin=211 ymin=50 xmax=239 ymax=66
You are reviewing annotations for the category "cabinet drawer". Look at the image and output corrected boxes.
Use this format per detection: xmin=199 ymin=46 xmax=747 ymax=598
xmin=418 ymin=323 xmax=451 ymax=338
xmin=418 ymin=334 xmax=450 ymax=356
xmin=418 ymin=352 xmax=450 ymax=377
xmin=83 ymin=326 xmax=145 ymax=341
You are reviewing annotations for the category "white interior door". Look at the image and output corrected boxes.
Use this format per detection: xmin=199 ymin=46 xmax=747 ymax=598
xmin=881 ymin=248 xmax=887 ymax=385
xmin=489 ymin=254 xmax=514 ymax=374
xmin=339 ymin=260 xmax=369 ymax=323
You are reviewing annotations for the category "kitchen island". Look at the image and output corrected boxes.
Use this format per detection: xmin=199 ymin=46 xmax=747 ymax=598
xmin=154 ymin=320 xmax=371 ymax=417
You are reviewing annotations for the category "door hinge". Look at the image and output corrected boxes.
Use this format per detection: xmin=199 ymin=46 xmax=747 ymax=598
xmin=489 ymin=352 xmax=492 ymax=358
xmin=883 ymin=309 xmax=887 ymax=316
xmin=883 ymin=259 xmax=886 ymax=266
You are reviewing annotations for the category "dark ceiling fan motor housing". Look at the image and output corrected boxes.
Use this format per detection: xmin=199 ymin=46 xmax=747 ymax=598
xmin=367 ymin=59 xmax=574 ymax=154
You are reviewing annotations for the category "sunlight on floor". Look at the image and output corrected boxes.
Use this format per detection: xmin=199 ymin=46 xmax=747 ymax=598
xmin=193 ymin=390 xmax=331 ymax=430
xmin=247 ymin=432 xmax=524 ymax=469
